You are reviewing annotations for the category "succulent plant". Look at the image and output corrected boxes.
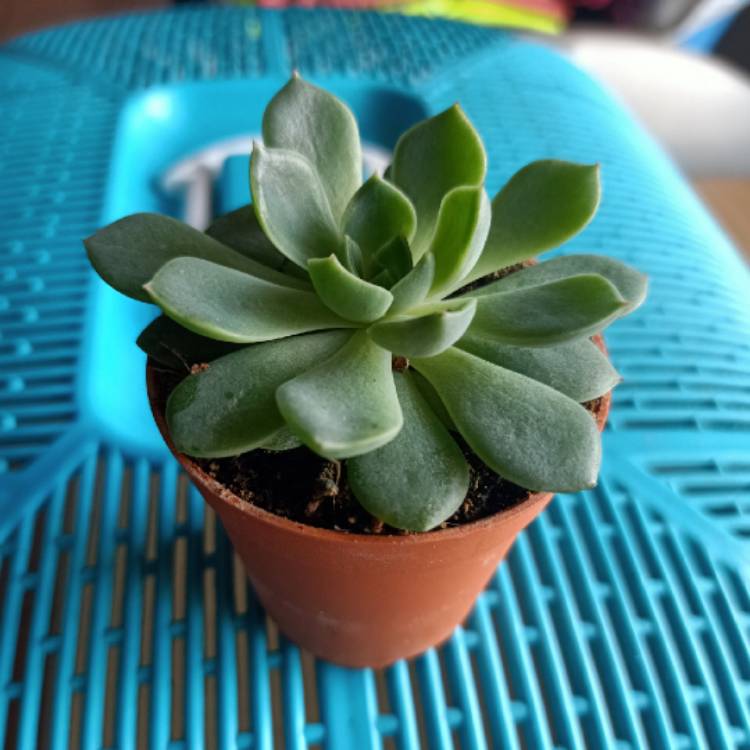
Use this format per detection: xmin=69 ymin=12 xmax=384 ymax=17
xmin=85 ymin=75 xmax=646 ymax=532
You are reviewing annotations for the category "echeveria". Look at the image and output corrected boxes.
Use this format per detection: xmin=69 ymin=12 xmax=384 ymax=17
xmin=85 ymin=75 xmax=647 ymax=531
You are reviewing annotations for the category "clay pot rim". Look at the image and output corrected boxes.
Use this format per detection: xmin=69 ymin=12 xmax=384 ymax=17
xmin=146 ymin=345 xmax=610 ymax=549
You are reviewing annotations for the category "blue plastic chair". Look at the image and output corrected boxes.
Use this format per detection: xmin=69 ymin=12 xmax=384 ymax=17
xmin=1 ymin=8 xmax=750 ymax=749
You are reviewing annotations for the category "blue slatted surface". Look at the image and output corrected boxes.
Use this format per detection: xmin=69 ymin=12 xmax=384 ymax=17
xmin=1 ymin=8 xmax=750 ymax=749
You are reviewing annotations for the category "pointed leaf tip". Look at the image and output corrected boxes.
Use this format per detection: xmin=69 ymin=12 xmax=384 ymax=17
xmin=391 ymin=105 xmax=487 ymax=256
xmin=467 ymin=159 xmax=601 ymax=282
xmin=262 ymin=76 xmax=362 ymax=221
xmin=308 ymin=253 xmax=393 ymax=323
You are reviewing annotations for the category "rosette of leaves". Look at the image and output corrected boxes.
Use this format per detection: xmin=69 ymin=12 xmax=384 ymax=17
xmin=85 ymin=75 xmax=646 ymax=532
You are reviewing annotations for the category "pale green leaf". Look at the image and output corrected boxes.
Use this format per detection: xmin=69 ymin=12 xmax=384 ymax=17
xmin=413 ymin=348 xmax=602 ymax=491
xmin=466 ymin=254 xmax=648 ymax=312
xmin=308 ymin=254 xmax=393 ymax=323
xmin=388 ymin=253 xmax=435 ymax=314
xmin=467 ymin=160 xmax=601 ymax=283
xmin=343 ymin=174 xmax=416 ymax=262
xmin=260 ymin=426 xmax=303 ymax=451
xmin=428 ymin=185 xmax=490 ymax=291
xmin=145 ymin=257 xmax=353 ymax=343
xmin=137 ymin=315 xmax=240 ymax=370
xmin=348 ymin=372 xmax=469 ymax=531
xmin=250 ymin=144 xmax=341 ymax=268
xmin=262 ymin=75 xmax=362 ymax=221
xmin=341 ymin=235 xmax=365 ymax=277
xmin=369 ymin=298 xmax=477 ymax=357
xmin=276 ymin=331 xmax=403 ymax=458
xmin=166 ymin=331 xmax=351 ymax=457
xmin=84 ymin=212 xmax=305 ymax=301
xmin=467 ymin=274 xmax=627 ymax=346
xmin=205 ymin=205 xmax=310 ymax=285
xmin=391 ymin=105 xmax=487 ymax=255
xmin=457 ymin=335 xmax=620 ymax=402
xmin=410 ymin=370 xmax=455 ymax=430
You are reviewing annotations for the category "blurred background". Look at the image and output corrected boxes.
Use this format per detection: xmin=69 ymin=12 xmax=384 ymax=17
xmin=2 ymin=0 xmax=749 ymax=261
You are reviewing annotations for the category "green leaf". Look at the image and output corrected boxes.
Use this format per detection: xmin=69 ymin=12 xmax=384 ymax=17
xmin=428 ymin=185 xmax=490 ymax=291
xmin=466 ymin=254 xmax=648 ymax=312
xmin=84 ymin=212 xmax=305 ymax=301
xmin=307 ymin=254 xmax=393 ymax=323
xmin=467 ymin=274 xmax=627 ymax=346
xmin=205 ymin=205 xmax=310 ymax=285
xmin=457 ymin=335 xmax=620 ymax=402
xmin=262 ymin=74 xmax=362 ymax=221
xmin=137 ymin=315 xmax=241 ymax=370
xmin=250 ymin=144 xmax=342 ymax=269
xmin=391 ymin=105 xmax=487 ymax=255
xmin=166 ymin=331 xmax=351 ymax=458
xmin=368 ymin=298 xmax=477 ymax=357
xmin=467 ymin=160 xmax=601 ymax=282
xmin=348 ymin=372 xmax=469 ymax=531
xmin=276 ymin=331 xmax=403 ymax=458
xmin=369 ymin=266 xmax=398 ymax=289
xmin=341 ymin=235 xmax=365 ymax=277
xmin=388 ymin=253 xmax=435 ymax=314
xmin=260 ymin=426 xmax=303 ymax=452
xmin=413 ymin=348 xmax=602 ymax=491
xmin=372 ymin=235 xmax=413 ymax=282
xmin=343 ymin=174 xmax=416 ymax=262
xmin=145 ymin=257 xmax=354 ymax=343
xmin=410 ymin=370 xmax=455 ymax=430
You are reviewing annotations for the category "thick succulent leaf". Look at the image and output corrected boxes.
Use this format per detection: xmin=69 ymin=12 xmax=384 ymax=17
xmin=308 ymin=254 xmax=393 ymax=323
xmin=372 ymin=235 xmax=413 ymax=282
xmin=428 ymin=185 xmax=490 ymax=291
xmin=84 ymin=212 xmax=304 ymax=301
xmin=166 ymin=331 xmax=351 ymax=458
xmin=467 ymin=160 xmax=601 ymax=283
xmin=343 ymin=174 xmax=416 ymax=260
xmin=467 ymin=274 xmax=627 ymax=346
xmin=341 ymin=235 xmax=365 ymax=277
xmin=250 ymin=145 xmax=342 ymax=268
xmin=413 ymin=348 xmax=602 ymax=491
xmin=457 ymin=335 xmax=620 ymax=402
xmin=205 ymin=205 xmax=310 ymax=284
xmin=466 ymin=254 xmax=648 ymax=312
xmin=260 ymin=426 xmax=303 ymax=451
xmin=276 ymin=331 xmax=403 ymax=459
xmin=137 ymin=315 xmax=240 ymax=370
xmin=262 ymin=75 xmax=362 ymax=221
xmin=391 ymin=105 xmax=487 ymax=255
xmin=369 ymin=298 xmax=477 ymax=357
xmin=348 ymin=372 xmax=469 ymax=531
xmin=370 ymin=266 xmax=398 ymax=289
xmin=410 ymin=370 xmax=455 ymax=430
xmin=145 ymin=257 xmax=353 ymax=343
xmin=388 ymin=253 xmax=435 ymax=314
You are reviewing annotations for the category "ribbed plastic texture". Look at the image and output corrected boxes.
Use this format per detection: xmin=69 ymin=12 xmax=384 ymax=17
xmin=1 ymin=7 xmax=750 ymax=749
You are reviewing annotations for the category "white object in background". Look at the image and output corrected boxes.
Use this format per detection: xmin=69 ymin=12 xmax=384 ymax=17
xmin=555 ymin=31 xmax=750 ymax=177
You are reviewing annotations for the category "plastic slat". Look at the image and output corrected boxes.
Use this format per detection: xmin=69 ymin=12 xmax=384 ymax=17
xmin=115 ymin=458 xmax=150 ymax=750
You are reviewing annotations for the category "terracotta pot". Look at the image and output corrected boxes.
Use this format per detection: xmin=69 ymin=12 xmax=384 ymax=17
xmin=146 ymin=352 xmax=611 ymax=668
